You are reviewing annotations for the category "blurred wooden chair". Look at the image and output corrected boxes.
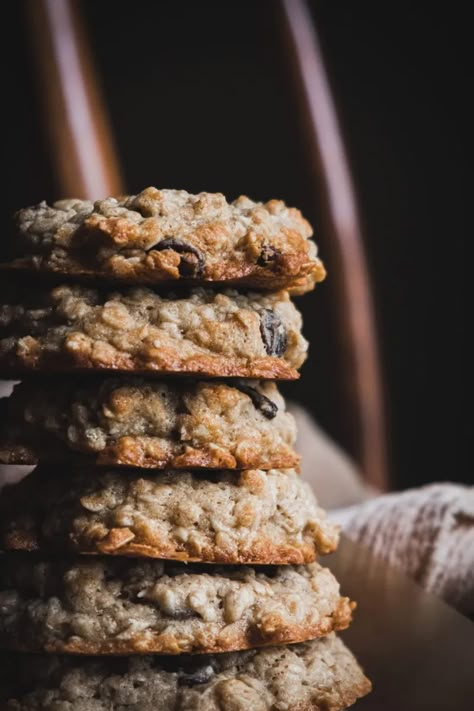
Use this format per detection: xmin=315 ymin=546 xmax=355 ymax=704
xmin=25 ymin=0 xmax=123 ymax=198
xmin=280 ymin=1 xmax=388 ymax=492
xmin=20 ymin=0 xmax=388 ymax=491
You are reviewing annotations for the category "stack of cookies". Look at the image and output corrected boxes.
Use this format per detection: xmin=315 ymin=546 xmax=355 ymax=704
xmin=0 ymin=188 xmax=370 ymax=709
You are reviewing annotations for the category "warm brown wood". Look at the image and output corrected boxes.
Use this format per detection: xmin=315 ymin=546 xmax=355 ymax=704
xmin=280 ymin=0 xmax=388 ymax=491
xmin=24 ymin=0 xmax=124 ymax=199
xmin=326 ymin=536 xmax=474 ymax=709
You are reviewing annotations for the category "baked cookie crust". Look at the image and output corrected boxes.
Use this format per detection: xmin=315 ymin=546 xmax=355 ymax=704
xmin=0 ymin=556 xmax=353 ymax=655
xmin=0 ymin=467 xmax=338 ymax=563
xmin=0 ymin=283 xmax=307 ymax=379
xmin=3 ymin=187 xmax=326 ymax=294
xmin=0 ymin=634 xmax=370 ymax=710
xmin=0 ymin=378 xmax=298 ymax=470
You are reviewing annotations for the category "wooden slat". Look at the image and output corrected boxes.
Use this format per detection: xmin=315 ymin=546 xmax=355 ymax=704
xmin=24 ymin=0 xmax=124 ymax=199
xmin=280 ymin=0 xmax=389 ymax=490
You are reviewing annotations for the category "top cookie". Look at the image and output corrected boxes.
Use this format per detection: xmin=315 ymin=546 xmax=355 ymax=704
xmin=3 ymin=187 xmax=325 ymax=294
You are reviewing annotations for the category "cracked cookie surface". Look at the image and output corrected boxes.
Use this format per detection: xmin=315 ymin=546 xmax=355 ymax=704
xmin=0 ymin=378 xmax=298 ymax=470
xmin=0 ymin=467 xmax=338 ymax=563
xmin=3 ymin=187 xmax=326 ymax=294
xmin=0 ymin=283 xmax=307 ymax=379
xmin=0 ymin=556 xmax=353 ymax=655
xmin=0 ymin=634 xmax=371 ymax=710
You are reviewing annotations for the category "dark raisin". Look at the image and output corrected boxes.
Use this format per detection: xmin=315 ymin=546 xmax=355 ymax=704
xmin=234 ymin=381 xmax=278 ymax=419
xmin=164 ymin=608 xmax=201 ymax=620
xmin=179 ymin=663 xmax=216 ymax=686
xmin=259 ymin=309 xmax=287 ymax=357
xmin=257 ymin=243 xmax=281 ymax=267
xmin=154 ymin=238 xmax=205 ymax=277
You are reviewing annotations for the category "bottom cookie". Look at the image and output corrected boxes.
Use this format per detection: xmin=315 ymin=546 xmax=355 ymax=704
xmin=1 ymin=633 xmax=371 ymax=710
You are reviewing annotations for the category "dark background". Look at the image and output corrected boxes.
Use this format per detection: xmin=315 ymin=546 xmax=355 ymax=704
xmin=2 ymin=1 xmax=469 ymax=489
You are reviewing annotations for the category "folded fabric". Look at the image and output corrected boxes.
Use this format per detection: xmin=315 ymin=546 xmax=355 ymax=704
xmin=334 ymin=484 xmax=474 ymax=615
xmin=289 ymin=403 xmax=375 ymax=509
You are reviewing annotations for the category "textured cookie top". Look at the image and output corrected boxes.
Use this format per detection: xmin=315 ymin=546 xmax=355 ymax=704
xmin=4 ymin=187 xmax=326 ymax=294
xmin=0 ymin=634 xmax=371 ymax=710
xmin=0 ymin=556 xmax=353 ymax=655
xmin=0 ymin=467 xmax=338 ymax=563
xmin=0 ymin=283 xmax=307 ymax=379
xmin=0 ymin=377 xmax=298 ymax=470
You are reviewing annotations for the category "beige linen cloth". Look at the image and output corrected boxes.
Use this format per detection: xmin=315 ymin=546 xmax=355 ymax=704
xmin=292 ymin=405 xmax=474 ymax=616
